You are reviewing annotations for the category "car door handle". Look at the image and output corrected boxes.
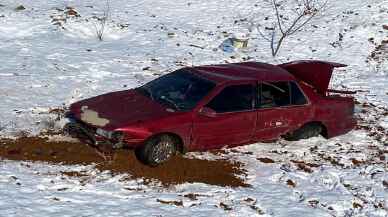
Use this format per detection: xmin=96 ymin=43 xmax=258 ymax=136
xmin=272 ymin=121 xmax=283 ymax=127
xmin=266 ymin=121 xmax=284 ymax=127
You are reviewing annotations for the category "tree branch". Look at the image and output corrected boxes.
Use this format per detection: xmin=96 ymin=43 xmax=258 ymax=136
xmin=257 ymin=26 xmax=272 ymax=42
xmin=273 ymin=0 xmax=285 ymax=34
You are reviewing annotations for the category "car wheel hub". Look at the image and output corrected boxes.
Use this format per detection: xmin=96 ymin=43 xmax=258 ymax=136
xmin=152 ymin=140 xmax=173 ymax=163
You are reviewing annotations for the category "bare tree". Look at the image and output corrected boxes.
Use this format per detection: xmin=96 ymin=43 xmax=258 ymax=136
xmin=94 ymin=0 xmax=110 ymax=41
xmin=256 ymin=0 xmax=328 ymax=56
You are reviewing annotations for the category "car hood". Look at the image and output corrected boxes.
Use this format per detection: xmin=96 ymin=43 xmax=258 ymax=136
xmin=69 ymin=89 xmax=171 ymax=130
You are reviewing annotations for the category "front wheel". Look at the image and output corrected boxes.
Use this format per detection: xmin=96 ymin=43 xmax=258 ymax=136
xmin=137 ymin=134 xmax=177 ymax=166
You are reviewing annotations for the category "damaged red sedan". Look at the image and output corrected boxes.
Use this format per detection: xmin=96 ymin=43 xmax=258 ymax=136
xmin=64 ymin=60 xmax=356 ymax=166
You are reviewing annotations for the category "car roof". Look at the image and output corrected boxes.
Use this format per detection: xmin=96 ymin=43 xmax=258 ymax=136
xmin=188 ymin=62 xmax=295 ymax=84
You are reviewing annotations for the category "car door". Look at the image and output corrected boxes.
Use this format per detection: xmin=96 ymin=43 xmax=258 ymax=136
xmin=253 ymin=81 xmax=312 ymax=141
xmin=192 ymin=83 xmax=257 ymax=150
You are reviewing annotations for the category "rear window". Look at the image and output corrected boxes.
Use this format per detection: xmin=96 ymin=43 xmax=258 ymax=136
xmin=260 ymin=82 xmax=291 ymax=108
xmin=258 ymin=81 xmax=307 ymax=108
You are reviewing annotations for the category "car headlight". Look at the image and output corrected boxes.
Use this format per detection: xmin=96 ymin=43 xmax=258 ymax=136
xmin=96 ymin=129 xmax=124 ymax=142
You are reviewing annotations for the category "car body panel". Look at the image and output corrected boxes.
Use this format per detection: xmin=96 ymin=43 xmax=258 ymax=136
xmin=254 ymin=104 xmax=314 ymax=141
xmin=312 ymin=95 xmax=356 ymax=137
xmin=115 ymin=112 xmax=193 ymax=149
xmin=192 ymin=109 xmax=257 ymax=150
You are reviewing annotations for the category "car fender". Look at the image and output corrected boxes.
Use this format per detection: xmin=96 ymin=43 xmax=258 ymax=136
xmin=121 ymin=112 xmax=193 ymax=150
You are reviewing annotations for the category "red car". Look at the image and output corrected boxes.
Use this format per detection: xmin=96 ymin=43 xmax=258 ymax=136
xmin=64 ymin=60 xmax=356 ymax=166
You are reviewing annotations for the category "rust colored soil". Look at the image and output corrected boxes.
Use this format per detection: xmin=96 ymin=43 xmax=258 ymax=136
xmin=0 ymin=137 xmax=248 ymax=187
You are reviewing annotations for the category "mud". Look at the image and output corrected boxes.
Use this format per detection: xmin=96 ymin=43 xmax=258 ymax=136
xmin=257 ymin=157 xmax=275 ymax=163
xmin=0 ymin=137 xmax=248 ymax=187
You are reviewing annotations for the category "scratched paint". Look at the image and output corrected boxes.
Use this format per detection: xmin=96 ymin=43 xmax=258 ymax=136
xmin=80 ymin=106 xmax=110 ymax=127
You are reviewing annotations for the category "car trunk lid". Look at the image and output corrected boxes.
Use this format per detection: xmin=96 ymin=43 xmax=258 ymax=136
xmin=278 ymin=60 xmax=347 ymax=94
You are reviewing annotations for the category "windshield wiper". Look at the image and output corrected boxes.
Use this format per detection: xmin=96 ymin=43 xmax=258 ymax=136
xmin=159 ymin=96 xmax=179 ymax=110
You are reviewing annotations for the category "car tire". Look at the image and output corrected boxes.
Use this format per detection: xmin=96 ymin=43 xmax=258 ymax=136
xmin=285 ymin=123 xmax=322 ymax=141
xmin=137 ymin=134 xmax=177 ymax=166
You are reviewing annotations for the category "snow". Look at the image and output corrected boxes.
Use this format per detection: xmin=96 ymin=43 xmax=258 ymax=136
xmin=0 ymin=0 xmax=387 ymax=216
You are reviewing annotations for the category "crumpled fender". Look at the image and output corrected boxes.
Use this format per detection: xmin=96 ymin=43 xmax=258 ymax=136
xmin=278 ymin=60 xmax=347 ymax=94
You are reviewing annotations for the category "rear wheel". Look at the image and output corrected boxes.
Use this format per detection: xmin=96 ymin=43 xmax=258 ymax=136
xmin=137 ymin=134 xmax=177 ymax=166
xmin=285 ymin=123 xmax=323 ymax=141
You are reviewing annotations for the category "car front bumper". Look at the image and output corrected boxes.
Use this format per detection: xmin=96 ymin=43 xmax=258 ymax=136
xmin=62 ymin=117 xmax=98 ymax=145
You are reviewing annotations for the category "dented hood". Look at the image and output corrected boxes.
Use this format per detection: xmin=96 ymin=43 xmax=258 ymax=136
xmin=278 ymin=60 xmax=347 ymax=94
xmin=69 ymin=89 xmax=170 ymax=130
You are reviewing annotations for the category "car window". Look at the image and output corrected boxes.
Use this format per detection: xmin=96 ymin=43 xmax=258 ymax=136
xmin=259 ymin=82 xmax=290 ymax=108
xmin=137 ymin=70 xmax=215 ymax=111
xmin=206 ymin=84 xmax=254 ymax=113
xmin=290 ymin=82 xmax=307 ymax=105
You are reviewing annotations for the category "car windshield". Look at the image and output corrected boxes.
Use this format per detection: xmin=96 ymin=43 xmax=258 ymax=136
xmin=136 ymin=69 xmax=215 ymax=111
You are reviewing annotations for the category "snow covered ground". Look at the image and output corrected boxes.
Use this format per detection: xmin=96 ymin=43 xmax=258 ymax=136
xmin=0 ymin=0 xmax=387 ymax=216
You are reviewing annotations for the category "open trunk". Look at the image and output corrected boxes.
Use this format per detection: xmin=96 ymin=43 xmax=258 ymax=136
xmin=278 ymin=60 xmax=348 ymax=95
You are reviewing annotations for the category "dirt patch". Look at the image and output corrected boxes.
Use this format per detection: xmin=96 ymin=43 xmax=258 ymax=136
xmin=219 ymin=202 xmax=233 ymax=211
xmin=183 ymin=193 xmax=206 ymax=201
xmin=286 ymin=179 xmax=296 ymax=188
xmin=14 ymin=5 xmax=26 ymax=11
xmin=0 ymin=137 xmax=248 ymax=187
xmin=291 ymin=160 xmax=320 ymax=173
xmin=383 ymin=180 xmax=388 ymax=188
xmin=156 ymin=199 xmax=183 ymax=206
xmin=60 ymin=171 xmax=89 ymax=178
xmin=257 ymin=157 xmax=275 ymax=163
xmin=368 ymin=39 xmax=388 ymax=70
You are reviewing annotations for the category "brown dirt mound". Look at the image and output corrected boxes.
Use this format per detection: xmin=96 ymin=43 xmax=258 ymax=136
xmin=0 ymin=137 xmax=248 ymax=187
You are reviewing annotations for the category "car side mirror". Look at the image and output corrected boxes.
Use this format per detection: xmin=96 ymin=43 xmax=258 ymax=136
xmin=199 ymin=107 xmax=217 ymax=118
